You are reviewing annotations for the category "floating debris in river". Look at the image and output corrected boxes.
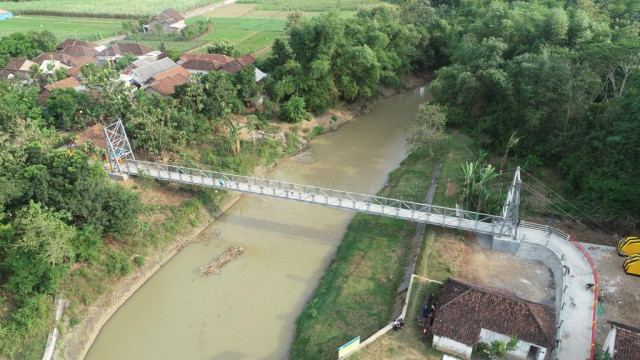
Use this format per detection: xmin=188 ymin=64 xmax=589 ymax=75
xmin=199 ymin=246 xmax=244 ymax=276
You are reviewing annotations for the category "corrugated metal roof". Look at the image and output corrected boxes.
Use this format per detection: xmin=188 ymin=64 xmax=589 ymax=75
xmin=130 ymin=57 xmax=178 ymax=84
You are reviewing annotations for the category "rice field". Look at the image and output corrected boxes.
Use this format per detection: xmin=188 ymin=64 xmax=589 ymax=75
xmin=0 ymin=0 xmax=221 ymax=17
xmin=236 ymin=0 xmax=385 ymax=12
xmin=142 ymin=17 xmax=285 ymax=56
xmin=0 ymin=15 xmax=122 ymax=41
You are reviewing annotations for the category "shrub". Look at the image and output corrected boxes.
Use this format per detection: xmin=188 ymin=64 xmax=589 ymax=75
xmin=279 ymin=96 xmax=310 ymax=123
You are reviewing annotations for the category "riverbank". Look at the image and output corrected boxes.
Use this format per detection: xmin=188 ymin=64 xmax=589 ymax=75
xmin=56 ymin=76 xmax=427 ymax=360
xmin=289 ymin=149 xmax=443 ymax=359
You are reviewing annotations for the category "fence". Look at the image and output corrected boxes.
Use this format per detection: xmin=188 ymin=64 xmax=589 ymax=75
xmin=519 ymin=222 xmax=597 ymax=360
xmin=570 ymin=238 xmax=599 ymax=360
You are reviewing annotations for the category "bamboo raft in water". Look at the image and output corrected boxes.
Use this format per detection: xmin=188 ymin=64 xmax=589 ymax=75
xmin=199 ymin=246 xmax=244 ymax=276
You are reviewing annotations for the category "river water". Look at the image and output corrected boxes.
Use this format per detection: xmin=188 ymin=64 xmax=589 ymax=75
xmin=86 ymin=88 xmax=428 ymax=360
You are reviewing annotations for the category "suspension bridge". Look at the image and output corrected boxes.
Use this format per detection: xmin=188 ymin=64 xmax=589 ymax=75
xmin=103 ymin=120 xmax=596 ymax=360
xmin=104 ymin=120 xmax=521 ymax=244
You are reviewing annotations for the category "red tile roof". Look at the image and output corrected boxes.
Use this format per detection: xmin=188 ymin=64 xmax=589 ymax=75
xmin=4 ymin=57 xmax=35 ymax=72
xmin=181 ymin=58 xmax=222 ymax=72
xmin=44 ymin=76 xmax=82 ymax=92
xmin=153 ymin=8 xmax=184 ymax=25
xmin=33 ymin=52 xmax=74 ymax=66
xmin=432 ymin=278 xmax=556 ymax=350
xmin=56 ymin=38 xmax=97 ymax=51
xmin=180 ymin=53 xmax=234 ymax=64
xmin=610 ymin=322 xmax=640 ymax=360
xmin=236 ymin=54 xmax=255 ymax=66
xmin=147 ymin=74 xmax=189 ymax=96
xmin=72 ymin=123 xmax=107 ymax=150
xmin=219 ymin=60 xmax=242 ymax=74
xmin=60 ymin=45 xmax=98 ymax=58
xmin=149 ymin=65 xmax=190 ymax=82
xmin=97 ymin=43 xmax=154 ymax=57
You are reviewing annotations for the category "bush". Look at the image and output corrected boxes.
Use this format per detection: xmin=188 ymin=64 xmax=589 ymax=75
xmin=280 ymin=96 xmax=310 ymax=123
xmin=311 ymin=126 xmax=324 ymax=137
xmin=105 ymin=251 xmax=132 ymax=276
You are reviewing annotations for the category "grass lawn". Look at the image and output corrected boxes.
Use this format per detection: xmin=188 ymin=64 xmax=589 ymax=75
xmin=350 ymin=279 xmax=445 ymax=360
xmin=0 ymin=0 xmax=220 ymax=17
xmin=145 ymin=17 xmax=285 ymax=55
xmin=237 ymin=0 xmax=385 ymax=12
xmin=290 ymin=151 xmax=442 ymax=360
xmin=0 ymin=15 xmax=123 ymax=41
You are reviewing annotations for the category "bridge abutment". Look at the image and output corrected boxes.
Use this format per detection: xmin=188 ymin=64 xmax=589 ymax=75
xmin=490 ymin=234 xmax=521 ymax=253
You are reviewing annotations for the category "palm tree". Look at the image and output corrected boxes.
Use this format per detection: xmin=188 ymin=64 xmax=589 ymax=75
xmin=500 ymin=131 xmax=520 ymax=173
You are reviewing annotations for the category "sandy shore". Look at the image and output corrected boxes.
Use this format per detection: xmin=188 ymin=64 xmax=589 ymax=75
xmin=56 ymin=75 xmax=428 ymax=360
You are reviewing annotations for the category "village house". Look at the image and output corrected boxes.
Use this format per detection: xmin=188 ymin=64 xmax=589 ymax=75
xmin=56 ymin=39 xmax=98 ymax=51
xmin=62 ymin=123 xmax=107 ymax=151
xmin=0 ymin=57 xmax=37 ymax=82
xmin=123 ymin=57 xmax=179 ymax=88
xmin=178 ymin=53 xmax=234 ymax=74
xmin=39 ymin=76 xmax=86 ymax=102
xmin=431 ymin=278 xmax=556 ymax=360
xmin=95 ymin=42 xmax=157 ymax=66
xmin=145 ymin=9 xmax=186 ymax=35
xmin=603 ymin=321 xmax=640 ymax=360
xmin=144 ymin=65 xmax=191 ymax=96
xmin=0 ymin=8 xmax=13 ymax=20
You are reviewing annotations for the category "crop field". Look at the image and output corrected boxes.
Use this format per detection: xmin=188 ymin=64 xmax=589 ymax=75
xmin=0 ymin=15 xmax=122 ymax=41
xmin=143 ymin=17 xmax=285 ymax=56
xmin=236 ymin=0 xmax=384 ymax=12
xmin=0 ymin=0 xmax=221 ymax=17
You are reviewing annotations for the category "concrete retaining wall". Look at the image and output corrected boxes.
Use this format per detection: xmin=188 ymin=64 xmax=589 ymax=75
xmin=515 ymin=241 xmax=563 ymax=312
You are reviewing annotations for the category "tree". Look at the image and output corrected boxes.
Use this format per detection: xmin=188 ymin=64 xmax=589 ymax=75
xmin=115 ymin=52 xmax=138 ymax=71
xmin=406 ymin=103 xmax=448 ymax=156
xmin=0 ymin=31 xmax=57 ymax=68
xmin=27 ymin=63 xmax=46 ymax=88
xmin=279 ymin=96 xmax=310 ymax=123
xmin=207 ymin=40 xmax=239 ymax=57
xmin=500 ymin=131 xmax=520 ymax=173
xmin=482 ymin=335 xmax=519 ymax=359
xmin=460 ymin=161 xmax=499 ymax=213
xmin=12 ymin=201 xmax=75 ymax=266
xmin=45 ymin=88 xmax=90 ymax=130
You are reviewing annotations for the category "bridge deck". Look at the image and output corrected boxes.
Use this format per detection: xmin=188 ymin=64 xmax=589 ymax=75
xmin=121 ymin=161 xmax=507 ymax=236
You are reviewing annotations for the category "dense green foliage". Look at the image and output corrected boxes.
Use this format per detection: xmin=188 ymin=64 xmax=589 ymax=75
xmin=262 ymin=7 xmax=421 ymax=113
xmin=392 ymin=0 xmax=640 ymax=228
xmin=0 ymin=30 xmax=56 ymax=68
xmin=207 ymin=40 xmax=239 ymax=57
xmin=0 ymin=81 xmax=141 ymax=357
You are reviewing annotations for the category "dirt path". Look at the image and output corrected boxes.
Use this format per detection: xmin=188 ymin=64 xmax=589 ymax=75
xmin=252 ymin=44 xmax=272 ymax=57
xmin=184 ymin=0 xmax=237 ymax=18
xmin=95 ymin=34 xmax=125 ymax=46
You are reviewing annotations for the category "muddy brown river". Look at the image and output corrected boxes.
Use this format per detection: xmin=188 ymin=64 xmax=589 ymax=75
xmin=85 ymin=88 xmax=428 ymax=360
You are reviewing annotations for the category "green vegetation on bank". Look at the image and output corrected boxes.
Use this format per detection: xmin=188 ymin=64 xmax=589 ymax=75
xmin=0 ymin=0 xmax=220 ymax=17
xmin=0 ymin=15 xmax=122 ymax=41
xmin=290 ymin=148 xmax=442 ymax=359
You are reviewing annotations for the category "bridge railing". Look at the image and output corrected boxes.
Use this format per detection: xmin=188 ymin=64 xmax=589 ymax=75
xmin=519 ymin=220 xmax=570 ymax=241
xmin=123 ymin=160 xmax=510 ymax=231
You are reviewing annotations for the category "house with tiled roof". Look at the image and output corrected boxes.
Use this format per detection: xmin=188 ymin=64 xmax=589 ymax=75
xmin=1 ymin=57 xmax=37 ymax=82
xmin=39 ymin=76 xmax=86 ymax=102
xmin=62 ymin=123 xmax=107 ymax=151
xmin=56 ymin=39 xmax=98 ymax=51
xmin=60 ymin=45 xmax=98 ymax=58
xmin=603 ymin=321 xmax=640 ymax=360
xmin=432 ymin=278 xmax=556 ymax=360
xmin=146 ymin=8 xmax=186 ymax=35
xmin=95 ymin=42 xmax=158 ymax=66
xmin=179 ymin=53 xmax=234 ymax=74
xmin=219 ymin=60 xmax=243 ymax=74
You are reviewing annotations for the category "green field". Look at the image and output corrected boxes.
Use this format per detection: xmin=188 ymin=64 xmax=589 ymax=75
xmin=0 ymin=0 xmax=220 ymax=17
xmin=0 ymin=15 xmax=122 ymax=41
xmin=237 ymin=0 xmax=384 ymax=11
xmin=143 ymin=17 xmax=285 ymax=55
